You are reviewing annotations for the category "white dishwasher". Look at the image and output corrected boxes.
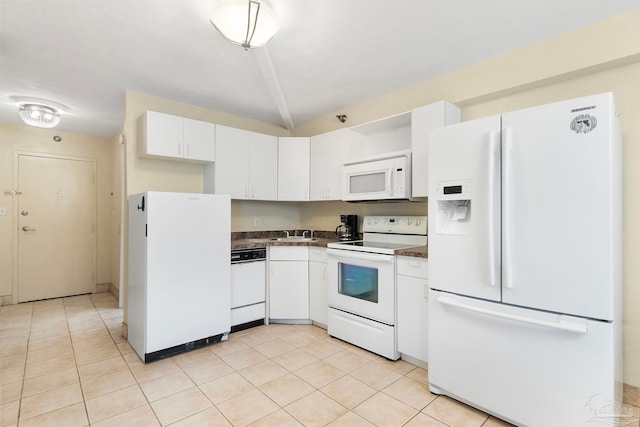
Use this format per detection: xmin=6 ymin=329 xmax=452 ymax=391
xmin=230 ymin=247 xmax=266 ymax=332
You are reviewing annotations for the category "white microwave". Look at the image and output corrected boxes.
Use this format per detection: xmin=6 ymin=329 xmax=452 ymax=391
xmin=342 ymin=151 xmax=413 ymax=202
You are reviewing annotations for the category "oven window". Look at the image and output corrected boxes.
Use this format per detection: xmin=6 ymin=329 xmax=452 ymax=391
xmin=338 ymin=263 xmax=378 ymax=303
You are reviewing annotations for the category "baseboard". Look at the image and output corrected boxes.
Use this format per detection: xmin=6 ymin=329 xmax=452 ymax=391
xmin=109 ymin=284 xmax=119 ymax=300
xmin=95 ymin=283 xmax=110 ymax=293
xmin=624 ymin=383 xmax=640 ymax=407
xmin=400 ymin=353 xmax=428 ymax=370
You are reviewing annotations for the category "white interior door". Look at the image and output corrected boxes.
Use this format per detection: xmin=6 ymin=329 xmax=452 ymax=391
xmin=18 ymin=154 xmax=96 ymax=302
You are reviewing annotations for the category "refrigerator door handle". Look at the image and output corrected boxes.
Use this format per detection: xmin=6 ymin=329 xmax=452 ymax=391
xmin=437 ymin=295 xmax=588 ymax=334
xmin=487 ymin=131 xmax=499 ymax=287
xmin=502 ymin=128 xmax=514 ymax=289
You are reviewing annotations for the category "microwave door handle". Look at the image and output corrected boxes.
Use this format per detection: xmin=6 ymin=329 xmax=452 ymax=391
xmin=388 ymin=168 xmax=394 ymax=196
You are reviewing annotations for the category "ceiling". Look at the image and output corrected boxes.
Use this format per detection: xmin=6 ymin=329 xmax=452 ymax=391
xmin=2 ymin=1 xmax=639 ymax=138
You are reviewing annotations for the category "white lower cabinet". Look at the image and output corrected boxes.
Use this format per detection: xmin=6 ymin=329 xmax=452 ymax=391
xmin=308 ymin=247 xmax=328 ymax=326
xmin=396 ymin=256 xmax=429 ymax=363
xmin=269 ymin=247 xmax=309 ymax=321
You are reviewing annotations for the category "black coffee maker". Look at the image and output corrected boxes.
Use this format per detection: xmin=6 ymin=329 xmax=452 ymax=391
xmin=336 ymin=215 xmax=358 ymax=241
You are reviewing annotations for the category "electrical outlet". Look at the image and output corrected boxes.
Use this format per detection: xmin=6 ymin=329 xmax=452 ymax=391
xmin=0 ymin=207 xmax=7 ymax=216
xmin=254 ymin=217 xmax=261 ymax=227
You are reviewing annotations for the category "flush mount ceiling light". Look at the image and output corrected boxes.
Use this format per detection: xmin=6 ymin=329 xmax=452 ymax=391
xmin=18 ymin=103 xmax=61 ymax=128
xmin=210 ymin=0 xmax=280 ymax=50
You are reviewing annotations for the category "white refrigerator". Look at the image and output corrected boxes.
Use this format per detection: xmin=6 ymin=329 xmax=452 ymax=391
xmin=427 ymin=93 xmax=623 ymax=426
xmin=128 ymin=191 xmax=231 ymax=363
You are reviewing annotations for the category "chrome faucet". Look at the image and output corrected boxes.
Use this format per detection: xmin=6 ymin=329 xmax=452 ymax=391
xmin=283 ymin=230 xmax=290 ymax=238
xmin=302 ymin=229 xmax=315 ymax=239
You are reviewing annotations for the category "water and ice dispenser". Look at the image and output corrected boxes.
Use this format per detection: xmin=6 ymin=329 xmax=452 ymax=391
xmin=434 ymin=179 xmax=472 ymax=235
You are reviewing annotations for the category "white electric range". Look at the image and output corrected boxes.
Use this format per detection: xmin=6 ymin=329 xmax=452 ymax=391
xmin=326 ymin=215 xmax=427 ymax=359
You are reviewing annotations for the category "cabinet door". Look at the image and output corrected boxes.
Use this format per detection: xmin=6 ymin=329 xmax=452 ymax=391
xmin=215 ymin=125 xmax=249 ymax=198
xmin=278 ymin=137 xmax=310 ymax=201
xmin=269 ymin=260 xmax=309 ymax=319
xmin=310 ymin=129 xmax=348 ymax=200
xmin=183 ymin=118 xmax=215 ymax=162
xmin=397 ymin=275 xmax=429 ymax=362
xmin=142 ymin=111 xmax=183 ymax=158
xmin=325 ymin=130 xmax=349 ymax=200
xmin=411 ymin=101 xmax=461 ymax=197
xmin=249 ymin=132 xmax=278 ymax=200
xmin=309 ymin=260 xmax=327 ymax=325
xmin=309 ymin=134 xmax=330 ymax=200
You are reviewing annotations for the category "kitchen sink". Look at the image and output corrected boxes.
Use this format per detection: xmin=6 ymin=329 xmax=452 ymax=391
xmin=271 ymin=237 xmax=317 ymax=242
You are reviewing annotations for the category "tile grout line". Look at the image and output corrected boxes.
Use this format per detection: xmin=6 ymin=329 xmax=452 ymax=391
xmin=14 ymin=301 xmax=34 ymax=426
xmin=85 ymin=293 xmax=160 ymax=426
xmin=66 ymin=295 xmax=93 ymax=427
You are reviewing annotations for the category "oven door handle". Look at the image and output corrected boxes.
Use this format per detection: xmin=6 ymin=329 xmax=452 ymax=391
xmin=327 ymin=249 xmax=395 ymax=263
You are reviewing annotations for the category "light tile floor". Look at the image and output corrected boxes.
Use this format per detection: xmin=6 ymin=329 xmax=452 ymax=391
xmin=0 ymin=292 xmax=637 ymax=426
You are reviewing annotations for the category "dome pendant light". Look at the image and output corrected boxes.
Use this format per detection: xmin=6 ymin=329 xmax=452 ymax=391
xmin=18 ymin=104 xmax=61 ymax=128
xmin=210 ymin=0 xmax=280 ymax=50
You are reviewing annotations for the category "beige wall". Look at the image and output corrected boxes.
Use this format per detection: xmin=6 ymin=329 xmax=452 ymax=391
xmin=300 ymin=200 xmax=427 ymax=233
xmin=0 ymin=124 xmax=113 ymax=302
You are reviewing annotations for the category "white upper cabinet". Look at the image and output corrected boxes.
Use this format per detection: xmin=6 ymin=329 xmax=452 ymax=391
xmin=183 ymin=118 xmax=216 ymax=161
xmin=250 ymin=132 xmax=278 ymax=200
xmin=139 ymin=111 xmax=215 ymax=163
xmin=309 ymin=129 xmax=349 ymax=201
xmin=278 ymin=137 xmax=310 ymax=201
xmin=411 ymin=101 xmax=461 ymax=197
xmin=211 ymin=125 xmax=278 ymax=200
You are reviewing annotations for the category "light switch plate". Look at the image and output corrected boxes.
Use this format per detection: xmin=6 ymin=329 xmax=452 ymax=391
xmin=0 ymin=207 xmax=7 ymax=216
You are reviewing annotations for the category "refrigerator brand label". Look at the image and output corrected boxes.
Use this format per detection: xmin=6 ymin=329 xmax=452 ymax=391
xmin=571 ymin=105 xmax=596 ymax=113
xmin=570 ymin=114 xmax=598 ymax=134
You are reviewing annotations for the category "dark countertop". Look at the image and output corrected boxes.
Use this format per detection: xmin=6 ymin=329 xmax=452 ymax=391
xmin=396 ymin=245 xmax=428 ymax=259
xmin=231 ymin=237 xmax=336 ymax=250
xmin=231 ymin=230 xmax=428 ymax=258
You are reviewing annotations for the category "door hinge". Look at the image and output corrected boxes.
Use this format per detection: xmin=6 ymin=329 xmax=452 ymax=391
xmin=4 ymin=190 xmax=22 ymax=195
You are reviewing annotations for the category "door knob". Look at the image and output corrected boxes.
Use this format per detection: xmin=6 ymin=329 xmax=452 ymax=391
xmin=22 ymin=226 xmax=36 ymax=231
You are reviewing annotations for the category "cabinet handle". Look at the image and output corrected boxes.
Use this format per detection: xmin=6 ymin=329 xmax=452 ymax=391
xmin=424 ymin=284 xmax=428 ymax=299
xmin=177 ymin=143 xmax=181 ymax=155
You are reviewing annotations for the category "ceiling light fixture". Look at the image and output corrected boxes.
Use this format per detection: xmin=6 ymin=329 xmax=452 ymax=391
xmin=210 ymin=0 xmax=280 ymax=50
xmin=18 ymin=103 xmax=61 ymax=128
